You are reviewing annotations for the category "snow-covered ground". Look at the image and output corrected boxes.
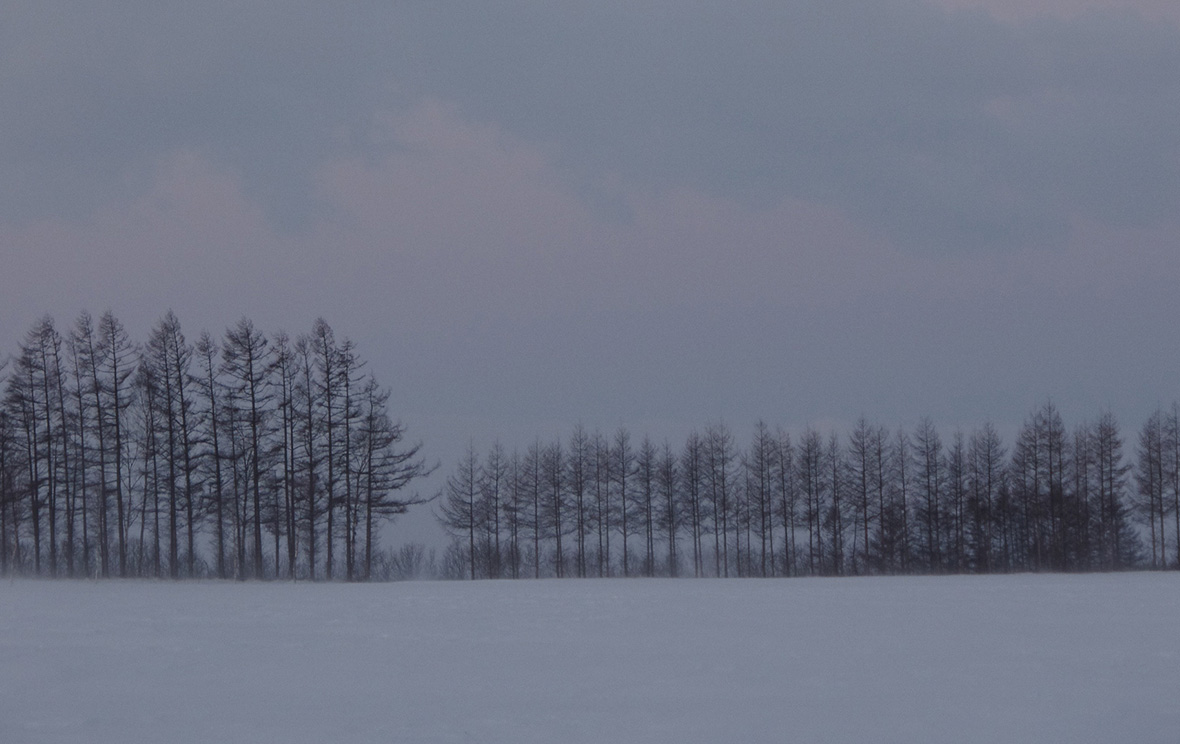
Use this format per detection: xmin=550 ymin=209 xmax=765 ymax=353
xmin=2 ymin=573 xmax=1177 ymax=744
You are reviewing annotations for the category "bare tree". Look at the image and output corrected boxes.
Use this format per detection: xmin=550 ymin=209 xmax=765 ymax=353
xmin=655 ymin=441 xmax=679 ymax=577
xmin=847 ymin=418 xmax=878 ymax=575
xmin=1093 ymin=412 xmax=1137 ymax=569
xmin=438 ymin=443 xmax=481 ymax=580
xmin=773 ymin=428 xmax=797 ymax=577
xmin=355 ymin=375 xmax=432 ymax=580
xmin=748 ymin=422 xmax=775 ymax=577
xmin=592 ymin=431 xmax=613 ymax=577
xmin=636 ymin=436 xmax=657 ymax=577
xmin=704 ymin=424 xmax=735 ymax=577
xmin=823 ymin=433 xmax=847 ymax=576
xmin=680 ymin=430 xmax=707 ymax=578
xmin=612 ymin=428 xmax=636 ymax=577
xmin=1166 ymin=404 xmax=1180 ymax=568
xmin=967 ymin=422 xmax=1004 ymax=573
xmin=222 ymin=318 xmax=272 ymax=578
xmin=270 ymin=332 xmax=299 ymax=578
xmin=145 ymin=312 xmax=201 ymax=577
xmin=504 ymin=450 xmax=524 ymax=579
xmin=1136 ymin=410 xmax=1167 ymax=568
xmin=541 ymin=441 xmax=567 ymax=578
xmin=0 ymin=384 xmax=18 ymax=574
xmin=312 ymin=319 xmax=340 ymax=580
xmin=796 ymin=428 xmax=825 ymax=576
xmin=195 ymin=332 xmax=229 ymax=578
xmin=479 ymin=441 xmax=509 ymax=579
xmin=886 ymin=428 xmax=913 ymax=573
xmin=521 ymin=441 xmax=544 ymax=578
xmin=945 ymin=431 xmax=968 ymax=572
xmin=98 ymin=312 xmax=136 ymax=576
xmin=566 ymin=426 xmax=591 ymax=578
xmin=912 ymin=417 xmax=944 ymax=573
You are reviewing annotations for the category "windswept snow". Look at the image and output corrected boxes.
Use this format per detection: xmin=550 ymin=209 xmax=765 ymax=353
xmin=2 ymin=573 xmax=1178 ymax=743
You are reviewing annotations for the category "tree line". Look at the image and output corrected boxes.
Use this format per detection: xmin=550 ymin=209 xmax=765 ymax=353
xmin=0 ymin=311 xmax=432 ymax=580
xmin=438 ymin=403 xmax=1180 ymax=579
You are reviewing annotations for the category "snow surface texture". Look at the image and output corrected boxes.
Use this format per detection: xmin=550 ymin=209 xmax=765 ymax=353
xmin=2 ymin=574 xmax=1177 ymax=744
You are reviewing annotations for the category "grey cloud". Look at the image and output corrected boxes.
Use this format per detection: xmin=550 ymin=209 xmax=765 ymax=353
xmin=398 ymin=1 xmax=1180 ymax=247
xmin=0 ymin=2 xmax=401 ymax=228
xmin=3 ymin=1 xmax=1178 ymax=246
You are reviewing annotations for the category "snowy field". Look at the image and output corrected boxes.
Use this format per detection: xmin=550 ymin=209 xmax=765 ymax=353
xmin=2 ymin=574 xmax=1178 ymax=744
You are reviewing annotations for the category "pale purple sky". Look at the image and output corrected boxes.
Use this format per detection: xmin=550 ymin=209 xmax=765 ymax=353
xmin=2 ymin=1 xmax=1178 ymax=540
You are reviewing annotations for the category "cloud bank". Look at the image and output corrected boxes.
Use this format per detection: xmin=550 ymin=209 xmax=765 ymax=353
xmin=3 ymin=1 xmax=1178 ymax=248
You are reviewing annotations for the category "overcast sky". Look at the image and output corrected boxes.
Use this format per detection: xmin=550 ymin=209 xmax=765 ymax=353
xmin=2 ymin=0 xmax=1178 ymax=540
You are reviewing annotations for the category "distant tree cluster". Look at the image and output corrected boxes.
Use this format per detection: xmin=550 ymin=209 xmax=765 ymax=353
xmin=0 ymin=312 xmax=432 ymax=580
xmin=438 ymin=404 xmax=1179 ymax=579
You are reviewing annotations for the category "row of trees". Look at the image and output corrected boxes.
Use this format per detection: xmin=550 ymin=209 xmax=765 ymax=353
xmin=438 ymin=403 xmax=1176 ymax=579
xmin=0 ymin=311 xmax=432 ymax=580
